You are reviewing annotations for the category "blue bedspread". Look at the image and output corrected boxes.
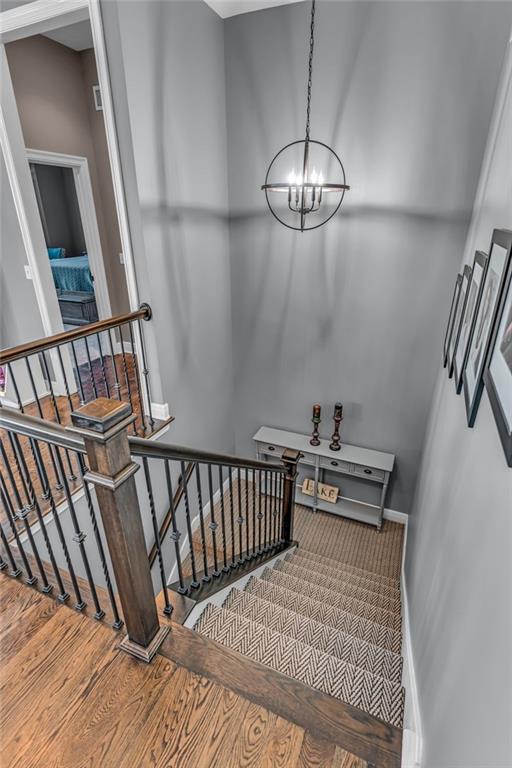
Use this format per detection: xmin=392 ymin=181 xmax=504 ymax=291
xmin=50 ymin=255 xmax=93 ymax=293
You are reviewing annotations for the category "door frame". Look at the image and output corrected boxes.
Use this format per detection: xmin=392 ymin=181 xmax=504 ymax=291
xmin=0 ymin=0 xmax=141 ymax=333
xmin=27 ymin=147 xmax=112 ymax=320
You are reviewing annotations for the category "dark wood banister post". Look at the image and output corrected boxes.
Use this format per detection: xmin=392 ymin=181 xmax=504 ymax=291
xmin=69 ymin=397 xmax=169 ymax=662
xmin=281 ymin=449 xmax=302 ymax=543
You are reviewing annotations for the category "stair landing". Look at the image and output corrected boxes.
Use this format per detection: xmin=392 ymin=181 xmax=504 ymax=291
xmin=0 ymin=575 xmax=367 ymax=768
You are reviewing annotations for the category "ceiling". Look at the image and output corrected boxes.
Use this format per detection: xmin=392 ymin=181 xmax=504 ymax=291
xmin=42 ymin=20 xmax=93 ymax=51
xmin=204 ymin=0 xmax=303 ymax=19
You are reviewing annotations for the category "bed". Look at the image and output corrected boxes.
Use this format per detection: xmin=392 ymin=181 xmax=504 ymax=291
xmin=50 ymin=254 xmax=94 ymax=294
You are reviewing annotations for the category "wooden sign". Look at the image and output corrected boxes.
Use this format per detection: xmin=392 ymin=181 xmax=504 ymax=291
xmin=302 ymin=478 xmax=339 ymax=504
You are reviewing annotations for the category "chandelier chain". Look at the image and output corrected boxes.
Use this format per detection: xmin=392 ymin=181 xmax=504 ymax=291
xmin=305 ymin=0 xmax=315 ymax=142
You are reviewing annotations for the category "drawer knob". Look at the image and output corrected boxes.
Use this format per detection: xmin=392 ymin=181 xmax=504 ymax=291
xmin=330 ymin=461 xmax=339 ymax=467
xmin=364 ymin=468 xmax=372 ymax=475
xmin=268 ymin=445 xmax=275 ymax=451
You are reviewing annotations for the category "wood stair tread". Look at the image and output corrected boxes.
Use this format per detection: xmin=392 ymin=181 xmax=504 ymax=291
xmin=223 ymin=587 xmax=403 ymax=684
xmin=194 ymin=604 xmax=405 ymax=728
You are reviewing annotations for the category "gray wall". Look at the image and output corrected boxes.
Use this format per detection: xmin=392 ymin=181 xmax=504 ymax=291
xmin=224 ymin=1 xmax=511 ymax=512
xmin=110 ymin=0 xmax=234 ymax=453
xmin=406 ymin=42 xmax=512 ymax=768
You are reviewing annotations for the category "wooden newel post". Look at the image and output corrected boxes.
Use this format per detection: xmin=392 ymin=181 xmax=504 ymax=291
xmin=281 ymin=449 xmax=302 ymax=543
xmin=69 ymin=397 xmax=169 ymax=662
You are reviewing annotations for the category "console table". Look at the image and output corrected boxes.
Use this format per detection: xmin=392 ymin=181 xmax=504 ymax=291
xmin=253 ymin=426 xmax=395 ymax=530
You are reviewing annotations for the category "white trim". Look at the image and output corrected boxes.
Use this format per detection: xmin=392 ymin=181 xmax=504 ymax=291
xmin=0 ymin=0 xmax=88 ymax=42
xmin=1 ymin=392 xmax=50 ymax=410
xmin=26 ymin=148 xmax=113 ymax=320
xmin=383 ymin=507 xmax=408 ymax=525
xmin=150 ymin=402 xmax=170 ymax=421
xmin=88 ymin=0 xmax=140 ymax=313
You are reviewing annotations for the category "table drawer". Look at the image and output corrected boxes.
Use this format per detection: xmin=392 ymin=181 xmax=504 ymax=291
xmin=351 ymin=463 xmax=385 ymax=481
xmin=320 ymin=456 xmax=350 ymax=473
xmin=256 ymin=441 xmax=284 ymax=458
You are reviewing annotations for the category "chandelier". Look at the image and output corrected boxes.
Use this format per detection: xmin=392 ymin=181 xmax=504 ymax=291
xmin=261 ymin=0 xmax=350 ymax=231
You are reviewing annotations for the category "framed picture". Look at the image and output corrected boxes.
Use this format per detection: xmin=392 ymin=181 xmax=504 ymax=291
xmin=443 ymin=274 xmax=463 ymax=367
xmin=463 ymin=229 xmax=512 ymax=427
xmin=448 ymin=264 xmax=472 ymax=378
xmin=453 ymin=251 xmax=489 ymax=393
xmin=484 ymin=252 xmax=512 ymax=466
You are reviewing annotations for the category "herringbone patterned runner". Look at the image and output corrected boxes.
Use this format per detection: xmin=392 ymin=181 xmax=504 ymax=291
xmin=195 ymin=604 xmax=405 ymax=728
xmin=286 ymin=549 xmax=400 ymax=591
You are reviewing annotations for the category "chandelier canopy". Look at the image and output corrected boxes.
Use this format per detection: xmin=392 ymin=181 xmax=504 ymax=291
xmin=261 ymin=0 xmax=349 ymax=232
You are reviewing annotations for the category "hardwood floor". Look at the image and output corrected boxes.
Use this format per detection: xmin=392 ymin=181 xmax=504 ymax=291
xmin=0 ymin=574 xmax=367 ymax=768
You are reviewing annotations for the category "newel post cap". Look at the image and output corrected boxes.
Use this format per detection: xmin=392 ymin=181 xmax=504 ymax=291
xmin=69 ymin=398 xmax=135 ymax=441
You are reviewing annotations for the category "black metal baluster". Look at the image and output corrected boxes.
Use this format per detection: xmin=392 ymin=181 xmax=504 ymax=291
xmin=279 ymin=473 xmax=285 ymax=542
xmin=70 ymin=340 xmax=86 ymax=405
xmin=107 ymin=329 xmax=122 ymax=400
xmin=24 ymin=357 xmax=62 ymax=489
xmin=31 ymin=440 xmax=84 ymax=606
xmin=137 ymin=317 xmax=155 ymax=429
xmin=53 ymin=446 xmax=100 ymax=613
xmin=207 ymin=464 xmax=220 ymax=576
xmin=272 ymin=472 xmax=279 ymax=545
xmin=0 ymin=523 xmax=21 ymax=577
xmin=0 ymin=440 xmax=50 ymax=590
xmin=228 ymin=467 xmax=236 ymax=567
xmin=143 ymin=457 xmax=172 ymax=616
xmin=218 ymin=465 xmax=229 ymax=572
xmin=0 ymin=467 xmax=35 ymax=584
xmin=257 ymin=469 xmax=263 ymax=553
xmin=181 ymin=460 xmax=199 ymax=589
xmin=164 ymin=459 xmax=186 ymax=595
xmin=77 ymin=454 xmax=122 ymax=627
xmin=7 ymin=363 xmax=47 ymax=500
xmin=195 ymin=464 xmax=210 ymax=582
xmin=11 ymin=433 xmax=68 ymax=597
xmin=83 ymin=336 xmax=99 ymax=399
xmin=96 ymin=332 xmax=111 ymax=398
xmin=236 ymin=470 xmax=244 ymax=565
xmin=264 ymin=470 xmax=270 ymax=551
xmin=252 ymin=468 xmax=257 ymax=556
xmin=41 ymin=351 xmax=76 ymax=481
xmin=118 ymin=325 xmax=137 ymax=435
xmin=244 ymin=468 xmax=250 ymax=560
xmin=128 ymin=322 xmax=146 ymax=435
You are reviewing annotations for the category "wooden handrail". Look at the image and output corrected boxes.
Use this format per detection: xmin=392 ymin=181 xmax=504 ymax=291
xmin=148 ymin=460 xmax=195 ymax=567
xmin=0 ymin=304 xmax=151 ymax=364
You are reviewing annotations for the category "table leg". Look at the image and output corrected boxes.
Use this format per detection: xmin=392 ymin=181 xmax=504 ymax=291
xmin=378 ymin=476 xmax=389 ymax=531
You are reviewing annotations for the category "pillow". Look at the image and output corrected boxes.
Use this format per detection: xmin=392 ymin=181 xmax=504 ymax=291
xmin=48 ymin=247 xmax=66 ymax=260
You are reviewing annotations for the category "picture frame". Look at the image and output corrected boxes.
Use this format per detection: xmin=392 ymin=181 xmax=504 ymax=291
xmin=443 ymin=273 xmax=463 ymax=368
xmin=483 ymin=250 xmax=512 ymax=466
xmin=453 ymin=251 xmax=489 ymax=393
xmin=463 ymin=229 xmax=512 ymax=427
xmin=448 ymin=264 xmax=472 ymax=379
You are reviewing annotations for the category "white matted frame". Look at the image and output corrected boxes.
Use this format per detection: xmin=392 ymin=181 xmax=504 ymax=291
xmin=27 ymin=147 xmax=112 ymax=320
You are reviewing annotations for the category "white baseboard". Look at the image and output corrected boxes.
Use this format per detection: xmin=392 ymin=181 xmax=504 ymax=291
xmin=1 ymin=392 xmax=50 ymax=410
xmin=384 ymin=507 xmax=408 ymax=525
xmin=150 ymin=401 xmax=170 ymax=421
xmin=400 ymin=514 xmax=423 ymax=768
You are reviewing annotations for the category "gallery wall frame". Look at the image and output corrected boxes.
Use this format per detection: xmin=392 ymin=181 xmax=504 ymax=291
xmin=448 ymin=264 xmax=472 ymax=379
xmin=453 ymin=250 xmax=489 ymax=393
xmin=483 ymin=234 xmax=512 ymax=466
xmin=443 ymin=273 xmax=462 ymax=368
xmin=463 ymin=229 xmax=512 ymax=428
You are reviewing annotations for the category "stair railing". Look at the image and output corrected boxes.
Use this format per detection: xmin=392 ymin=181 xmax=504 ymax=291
xmin=0 ymin=398 xmax=300 ymax=662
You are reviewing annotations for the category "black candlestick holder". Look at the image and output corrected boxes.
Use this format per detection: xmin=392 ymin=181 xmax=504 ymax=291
xmin=310 ymin=404 xmax=321 ymax=446
xmin=329 ymin=403 xmax=343 ymax=451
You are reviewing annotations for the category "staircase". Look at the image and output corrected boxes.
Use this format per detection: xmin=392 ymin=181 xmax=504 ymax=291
xmin=194 ymin=546 xmax=405 ymax=729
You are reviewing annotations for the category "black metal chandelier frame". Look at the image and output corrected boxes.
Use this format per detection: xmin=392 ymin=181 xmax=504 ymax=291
xmin=261 ymin=0 xmax=350 ymax=232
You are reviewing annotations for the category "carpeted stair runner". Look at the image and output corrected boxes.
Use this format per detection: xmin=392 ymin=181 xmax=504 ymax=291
xmin=193 ymin=546 xmax=404 ymax=728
